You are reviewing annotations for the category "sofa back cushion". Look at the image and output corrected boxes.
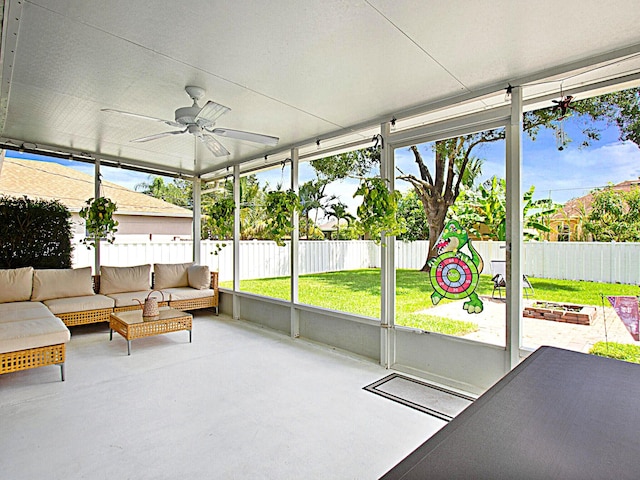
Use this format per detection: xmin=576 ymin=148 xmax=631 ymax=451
xmin=31 ymin=267 xmax=95 ymax=302
xmin=154 ymin=262 xmax=193 ymax=289
xmin=100 ymin=264 xmax=151 ymax=295
xmin=0 ymin=267 xmax=34 ymax=303
xmin=188 ymin=265 xmax=210 ymax=290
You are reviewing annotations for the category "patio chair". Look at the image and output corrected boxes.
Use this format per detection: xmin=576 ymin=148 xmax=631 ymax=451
xmin=490 ymin=260 xmax=534 ymax=299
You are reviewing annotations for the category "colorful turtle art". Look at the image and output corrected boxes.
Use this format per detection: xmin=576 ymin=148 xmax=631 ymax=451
xmin=427 ymin=220 xmax=484 ymax=314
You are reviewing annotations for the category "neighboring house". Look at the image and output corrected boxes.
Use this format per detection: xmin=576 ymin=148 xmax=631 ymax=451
xmin=0 ymin=157 xmax=193 ymax=242
xmin=318 ymin=219 xmax=351 ymax=240
xmin=549 ymin=179 xmax=640 ymax=241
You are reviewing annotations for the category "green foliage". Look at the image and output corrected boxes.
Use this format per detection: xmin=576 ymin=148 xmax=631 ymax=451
xmin=135 ymin=176 xmax=192 ymax=208
xmin=522 ymin=189 xmax=560 ymax=241
xmin=397 ymin=190 xmax=429 ymax=241
xmin=299 ymin=218 xmax=325 ymax=239
xmin=299 ymin=179 xmax=333 ymax=239
xmin=204 ymin=196 xmax=235 ymax=253
xmin=583 ymin=186 xmax=640 ymax=242
xmin=79 ymin=196 xmax=118 ymax=248
xmin=310 ymin=148 xmax=379 ymax=181
xmin=354 ymin=177 xmax=406 ymax=243
xmin=334 ymin=225 xmax=360 ymax=240
xmin=264 ymin=189 xmax=302 ymax=246
xmin=450 ymin=178 xmax=559 ymax=241
xmin=475 ymin=176 xmax=507 ymax=240
xmin=324 ymin=201 xmax=355 ymax=239
xmin=590 ymin=342 xmax=640 ymax=364
xmin=0 ymin=195 xmax=73 ymax=269
xmin=448 ymin=188 xmax=484 ymax=238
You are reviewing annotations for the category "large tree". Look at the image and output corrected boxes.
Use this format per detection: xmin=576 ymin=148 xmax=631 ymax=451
xmin=396 ymin=87 xmax=640 ymax=269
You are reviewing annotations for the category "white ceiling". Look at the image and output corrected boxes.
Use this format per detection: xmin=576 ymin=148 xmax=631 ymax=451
xmin=1 ymin=0 xmax=640 ymax=181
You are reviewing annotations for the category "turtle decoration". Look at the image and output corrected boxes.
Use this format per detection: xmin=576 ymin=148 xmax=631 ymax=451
xmin=427 ymin=220 xmax=484 ymax=314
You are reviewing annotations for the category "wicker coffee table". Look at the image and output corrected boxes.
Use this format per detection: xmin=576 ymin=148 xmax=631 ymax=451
xmin=109 ymin=308 xmax=192 ymax=355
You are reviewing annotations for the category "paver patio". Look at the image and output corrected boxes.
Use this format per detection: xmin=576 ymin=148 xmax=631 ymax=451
xmin=421 ymin=296 xmax=640 ymax=352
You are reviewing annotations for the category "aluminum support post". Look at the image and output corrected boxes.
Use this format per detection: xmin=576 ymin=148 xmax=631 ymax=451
xmin=380 ymin=122 xmax=395 ymax=368
xmin=192 ymin=176 xmax=201 ymax=264
xmin=506 ymin=86 xmax=524 ymax=369
xmin=290 ymin=148 xmax=300 ymax=338
xmin=94 ymin=158 xmax=101 ymax=275
xmin=232 ymin=164 xmax=241 ymax=320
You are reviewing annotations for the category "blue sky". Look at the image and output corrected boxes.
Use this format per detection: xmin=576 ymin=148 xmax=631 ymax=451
xmin=6 ymin=113 xmax=640 ymax=214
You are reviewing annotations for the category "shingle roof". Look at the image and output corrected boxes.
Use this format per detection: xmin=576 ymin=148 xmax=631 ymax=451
xmin=0 ymin=158 xmax=192 ymax=217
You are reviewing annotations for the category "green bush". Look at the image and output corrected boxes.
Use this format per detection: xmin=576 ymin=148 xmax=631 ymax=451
xmin=0 ymin=195 xmax=73 ymax=269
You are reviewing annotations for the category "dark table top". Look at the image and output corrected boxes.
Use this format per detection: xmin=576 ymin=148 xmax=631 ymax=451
xmin=381 ymin=346 xmax=640 ymax=480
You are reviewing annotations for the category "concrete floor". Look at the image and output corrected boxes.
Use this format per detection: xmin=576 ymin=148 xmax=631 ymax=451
xmin=0 ymin=312 xmax=449 ymax=479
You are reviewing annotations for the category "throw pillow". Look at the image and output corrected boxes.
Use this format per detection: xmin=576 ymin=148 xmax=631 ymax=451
xmin=100 ymin=264 xmax=152 ymax=295
xmin=154 ymin=262 xmax=193 ymax=289
xmin=0 ymin=266 xmax=34 ymax=303
xmin=32 ymin=267 xmax=95 ymax=302
xmin=188 ymin=265 xmax=210 ymax=290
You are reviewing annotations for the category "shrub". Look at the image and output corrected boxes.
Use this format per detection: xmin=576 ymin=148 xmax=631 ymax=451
xmin=0 ymin=195 xmax=73 ymax=269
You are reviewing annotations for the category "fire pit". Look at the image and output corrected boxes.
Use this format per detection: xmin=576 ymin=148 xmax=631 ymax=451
xmin=523 ymin=302 xmax=596 ymax=326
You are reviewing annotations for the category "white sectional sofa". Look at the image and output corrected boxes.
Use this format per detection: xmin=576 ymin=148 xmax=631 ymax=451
xmin=0 ymin=263 xmax=219 ymax=381
xmin=0 ymin=267 xmax=71 ymax=381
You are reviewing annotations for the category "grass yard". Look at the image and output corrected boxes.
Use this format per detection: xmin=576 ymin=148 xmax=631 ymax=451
xmin=221 ymin=269 xmax=640 ymax=336
xmin=589 ymin=342 xmax=640 ymax=364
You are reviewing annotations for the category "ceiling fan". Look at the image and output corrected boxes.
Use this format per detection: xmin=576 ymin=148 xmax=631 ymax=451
xmin=102 ymin=86 xmax=279 ymax=157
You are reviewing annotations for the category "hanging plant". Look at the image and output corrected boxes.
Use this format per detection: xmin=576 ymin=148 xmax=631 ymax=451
xmin=205 ymin=196 xmax=235 ymax=254
xmin=264 ymin=189 xmax=302 ymax=246
xmin=78 ymin=196 xmax=118 ymax=248
xmin=354 ymin=177 xmax=405 ymax=244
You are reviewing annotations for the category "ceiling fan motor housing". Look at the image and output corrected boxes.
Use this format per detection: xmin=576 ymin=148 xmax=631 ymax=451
xmin=175 ymin=105 xmax=211 ymax=127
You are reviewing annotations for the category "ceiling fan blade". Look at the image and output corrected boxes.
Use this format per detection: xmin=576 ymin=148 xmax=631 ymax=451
xmin=201 ymin=134 xmax=230 ymax=157
xmin=131 ymin=129 xmax=187 ymax=143
xmin=102 ymin=108 xmax=183 ymax=128
xmin=194 ymin=101 xmax=231 ymax=124
xmin=211 ymin=128 xmax=279 ymax=146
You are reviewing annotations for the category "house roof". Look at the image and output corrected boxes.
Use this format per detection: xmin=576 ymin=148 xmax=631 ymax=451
xmin=0 ymin=1 xmax=639 ymax=180
xmin=553 ymin=179 xmax=640 ymax=219
xmin=0 ymin=157 xmax=192 ymax=217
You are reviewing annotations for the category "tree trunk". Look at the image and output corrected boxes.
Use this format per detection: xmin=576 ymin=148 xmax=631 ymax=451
xmin=421 ymin=207 xmax=448 ymax=271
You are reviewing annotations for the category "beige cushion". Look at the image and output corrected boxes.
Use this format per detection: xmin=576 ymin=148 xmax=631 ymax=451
xmin=0 ymin=316 xmax=70 ymax=354
xmin=32 ymin=267 xmax=94 ymax=302
xmin=43 ymin=294 xmax=114 ymax=315
xmin=188 ymin=265 xmax=210 ymax=290
xmin=0 ymin=301 xmax=45 ymax=314
xmin=107 ymin=290 xmax=165 ymax=308
xmin=0 ymin=302 xmax=53 ymax=324
xmin=0 ymin=267 xmax=34 ymax=303
xmin=154 ymin=262 xmax=193 ymax=289
xmin=164 ymin=288 xmax=215 ymax=301
xmin=100 ymin=264 xmax=151 ymax=295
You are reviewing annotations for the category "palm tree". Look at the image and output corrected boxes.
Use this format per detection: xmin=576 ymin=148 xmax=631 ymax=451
xmin=325 ymin=202 xmax=354 ymax=239
xmin=299 ymin=180 xmax=329 ymax=239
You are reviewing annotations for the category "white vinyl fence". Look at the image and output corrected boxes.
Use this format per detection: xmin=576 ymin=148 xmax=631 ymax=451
xmin=72 ymin=239 xmax=640 ymax=285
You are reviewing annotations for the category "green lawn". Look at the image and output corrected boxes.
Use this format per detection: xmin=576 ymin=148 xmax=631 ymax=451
xmin=589 ymin=342 xmax=640 ymax=364
xmin=221 ymin=269 xmax=639 ymax=336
